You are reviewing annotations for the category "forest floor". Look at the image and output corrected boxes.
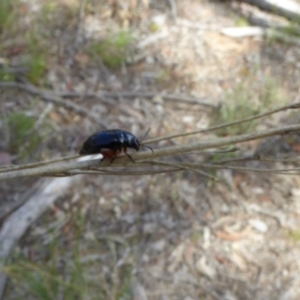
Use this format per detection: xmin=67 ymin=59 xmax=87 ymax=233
xmin=2 ymin=0 xmax=300 ymax=299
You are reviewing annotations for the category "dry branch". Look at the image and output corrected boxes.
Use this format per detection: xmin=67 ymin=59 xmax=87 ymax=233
xmin=1 ymin=122 xmax=300 ymax=181
xmin=145 ymin=101 xmax=300 ymax=144
xmin=234 ymin=1 xmax=290 ymax=29
xmin=0 ymin=81 xmax=216 ymax=108
xmin=0 ymin=177 xmax=76 ymax=298
xmin=221 ymin=26 xmax=264 ymax=38
xmin=242 ymin=0 xmax=300 ymax=21
xmin=0 ymin=82 xmax=107 ymax=128
xmin=58 ymin=90 xmax=216 ymax=108
xmin=230 ymin=1 xmax=300 ymax=44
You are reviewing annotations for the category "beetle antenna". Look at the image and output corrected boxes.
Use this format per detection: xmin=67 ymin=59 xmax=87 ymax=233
xmin=140 ymin=127 xmax=151 ymax=143
xmin=140 ymin=128 xmax=153 ymax=153
xmin=143 ymin=145 xmax=154 ymax=153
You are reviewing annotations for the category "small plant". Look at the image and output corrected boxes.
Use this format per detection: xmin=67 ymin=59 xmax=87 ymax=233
xmin=25 ymin=55 xmax=47 ymax=84
xmin=7 ymin=112 xmax=42 ymax=160
xmin=259 ymin=75 xmax=287 ymax=107
xmin=4 ymin=201 xmax=136 ymax=300
xmin=281 ymin=22 xmax=300 ymax=37
xmin=24 ymin=32 xmax=48 ymax=84
xmin=115 ymin=265 xmax=133 ymax=300
xmin=289 ymin=230 xmax=300 ymax=241
xmin=7 ymin=262 xmax=61 ymax=300
xmin=156 ymin=69 xmax=172 ymax=83
xmin=0 ymin=0 xmax=17 ymax=33
xmin=0 ymin=67 xmax=15 ymax=81
xmin=90 ymin=31 xmax=134 ymax=68
xmin=6 ymin=260 xmax=87 ymax=300
xmin=266 ymin=25 xmax=300 ymax=45
xmin=235 ymin=17 xmax=249 ymax=27
xmin=210 ymin=151 xmax=237 ymax=163
xmin=41 ymin=2 xmax=57 ymax=21
xmin=5 ymin=209 xmax=89 ymax=300
xmin=211 ymin=74 xmax=286 ymax=136
xmin=211 ymin=82 xmax=260 ymax=136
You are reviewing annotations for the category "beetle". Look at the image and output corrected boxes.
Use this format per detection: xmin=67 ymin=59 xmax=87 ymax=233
xmin=79 ymin=129 xmax=152 ymax=162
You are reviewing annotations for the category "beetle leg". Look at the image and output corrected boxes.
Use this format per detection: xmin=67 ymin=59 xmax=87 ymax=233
xmin=110 ymin=149 xmax=121 ymax=163
xmin=109 ymin=151 xmax=120 ymax=163
xmin=124 ymin=148 xmax=135 ymax=163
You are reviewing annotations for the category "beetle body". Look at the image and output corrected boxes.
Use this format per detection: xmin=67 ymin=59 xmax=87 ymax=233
xmin=79 ymin=129 xmax=140 ymax=161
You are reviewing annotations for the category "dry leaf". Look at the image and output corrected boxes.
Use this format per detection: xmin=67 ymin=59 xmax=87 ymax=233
xmin=214 ymin=225 xmax=251 ymax=241
xmin=195 ymin=257 xmax=215 ymax=279
xmin=168 ymin=243 xmax=186 ymax=272
xmin=230 ymin=252 xmax=247 ymax=271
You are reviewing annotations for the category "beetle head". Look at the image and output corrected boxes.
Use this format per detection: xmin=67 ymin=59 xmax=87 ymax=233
xmin=131 ymin=137 xmax=140 ymax=151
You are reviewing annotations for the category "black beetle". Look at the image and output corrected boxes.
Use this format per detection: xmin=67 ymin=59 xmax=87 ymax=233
xmin=79 ymin=129 xmax=152 ymax=162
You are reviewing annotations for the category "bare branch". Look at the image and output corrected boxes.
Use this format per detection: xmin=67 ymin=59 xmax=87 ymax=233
xmin=1 ymin=122 xmax=300 ymax=181
xmin=57 ymin=90 xmax=216 ymax=108
xmin=242 ymin=0 xmax=300 ymax=21
xmin=0 ymin=82 xmax=107 ymax=128
xmin=0 ymin=177 xmax=76 ymax=297
xmin=144 ymin=101 xmax=300 ymax=144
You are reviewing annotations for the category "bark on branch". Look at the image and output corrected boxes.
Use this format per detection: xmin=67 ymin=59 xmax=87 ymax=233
xmin=242 ymin=0 xmax=300 ymax=21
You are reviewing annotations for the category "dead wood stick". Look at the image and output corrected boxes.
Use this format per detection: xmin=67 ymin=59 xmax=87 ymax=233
xmin=0 ymin=177 xmax=76 ymax=298
xmin=242 ymin=0 xmax=300 ymax=21
xmin=58 ymin=90 xmax=216 ymax=108
xmin=0 ymin=82 xmax=107 ymax=128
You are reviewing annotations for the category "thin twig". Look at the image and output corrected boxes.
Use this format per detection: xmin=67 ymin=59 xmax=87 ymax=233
xmin=260 ymin=156 xmax=300 ymax=163
xmin=147 ymin=160 xmax=218 ymax=181
xmin=66 ymin=168 xmax=180 ymax=176
xmin=167 ymin=0 xmax=177 ymax=22
xmin=0 ymin=157 xmax=102 ymax=180
xmin=242 ymin=0 xmax=300 ymax=21
xmin=0 ymin=82 xmax=107 ymax=128
xmin=2 ymin=122 xmax=300 ymax=180
xmin=0 ymin=155 xmax=79 ymax=173
xmin=169 ymin=161 xmax=300 ymax=175
xmin=75 ymin=0 xmax=88 ymax=44
xmin=144 ymin=101 xmax=300 ymax=144
xmin=215 ymin=154 xmax=300 ymax=165
xmin=58 ymin=90 xmax=216 ymax=108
